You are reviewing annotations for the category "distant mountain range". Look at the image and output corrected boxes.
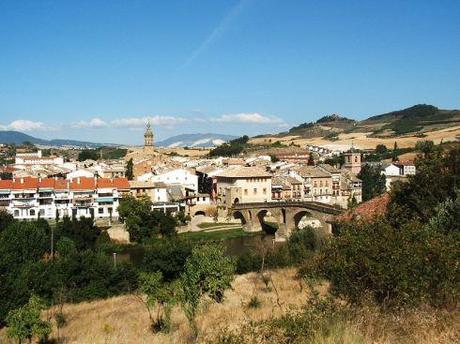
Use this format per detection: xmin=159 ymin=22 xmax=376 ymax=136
xmin=0 ymin=131 xmax=110 ymax=148
xmin=156 ymin=133 xmax=237 ymax=148
xmin=0 ymin=130 xmax=237 ymax=148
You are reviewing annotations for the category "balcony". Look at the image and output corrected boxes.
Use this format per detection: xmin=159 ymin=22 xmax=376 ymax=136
xmin=12 ymin=199 xmax=36 ymax=208
xmin=13 ymin=193 xmax=35 ymax=200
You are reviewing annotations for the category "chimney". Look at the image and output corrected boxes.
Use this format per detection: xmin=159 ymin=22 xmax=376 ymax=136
xmin=20 ymin=178 xmax=24 ymax=184
xmin=77 ymin=177 xmax=81 ymax=184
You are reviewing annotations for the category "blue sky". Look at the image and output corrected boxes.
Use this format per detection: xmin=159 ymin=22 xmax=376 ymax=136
xmin=1 ymin=0 xmax=459 ymax=144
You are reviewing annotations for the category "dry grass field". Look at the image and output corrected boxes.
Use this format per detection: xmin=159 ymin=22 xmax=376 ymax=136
xmin=250 ymin=125 xmax=460 ymax=150
xmin=1 ymin=268 xmax=458 ymax=344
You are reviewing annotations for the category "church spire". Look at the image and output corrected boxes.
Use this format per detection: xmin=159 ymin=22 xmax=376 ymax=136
xmin=144 ymin=120 xmax=154 ymax=147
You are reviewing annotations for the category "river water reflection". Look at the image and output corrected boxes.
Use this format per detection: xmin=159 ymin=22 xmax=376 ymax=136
xmin=116 ymin=232 xmax=283 ymax=267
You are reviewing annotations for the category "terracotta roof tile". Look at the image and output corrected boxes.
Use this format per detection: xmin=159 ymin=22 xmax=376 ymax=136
xmin=70 ymin=177 xmax=96 ymax=190
xmin=54 ymin=179 xmax=69 ymax=190
xmin=97 ymin=178 xmax=114 ymax=189
xmin=12 ymin=177 xmax=39 ymax=189
xmin=0 ymin=179 xmax=13 ymax=189
xmin=38 ymin=178 xmax=55 ymax=189
xmin=112 ymin=178 xmax=130 ymax=189
xmin=336 ymin=193 xmax=390 ymax=222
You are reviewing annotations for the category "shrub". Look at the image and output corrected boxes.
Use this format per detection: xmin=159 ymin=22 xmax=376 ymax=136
xmin=310 ymin=218 xmax=459 ymax=308
xmin=6 ymin=295 xmax=52 ymax=344
xmin=142 ymin=238 xmax=192 ymax=281
xmin=287 ymin=226 xmax=319 ymax=264
xmin=180 ymin=243 xmax=235 ymax=336
xmin=236 ymin=252 xmax=262 ymax=274
xmin=247 ymin=296 xmax=261 ymax=309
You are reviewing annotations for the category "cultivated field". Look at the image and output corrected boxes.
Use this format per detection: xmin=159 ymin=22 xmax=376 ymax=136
xmin=250 ymin=125 xmax=460 ymax=150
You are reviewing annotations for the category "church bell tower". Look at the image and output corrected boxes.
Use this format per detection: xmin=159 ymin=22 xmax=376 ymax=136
xmin=144 ymin=121 xmax=154 ymax=148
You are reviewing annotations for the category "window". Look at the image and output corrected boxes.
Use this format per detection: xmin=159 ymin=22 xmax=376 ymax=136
xmin=98 ymin=208 xmax=104 ymax=214
xmin=355 ymin=156 xmax=358 ymax=162
xmin=39 ymin=209 xmax=45 ymax=216
xmin=263 ymin=188 xmax=267 ymax=195
xmin=30 ymin=209 xmax=35 ymax=216
xmin=244 ymin=189 xmax=248 ymax=195
xmin=14 ymin=210 xmax=19 ymax=217
xmin=253 ymin=188 xmax=257 ymax=195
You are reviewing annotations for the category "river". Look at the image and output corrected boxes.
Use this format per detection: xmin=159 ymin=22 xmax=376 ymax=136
xmin=115 ymin=232 xmax=282 ymax=267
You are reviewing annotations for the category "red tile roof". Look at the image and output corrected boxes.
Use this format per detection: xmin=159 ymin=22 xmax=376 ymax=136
xmin=54 ymin=179 xmax=69 ymax=190
xmin=0 ymin=177 xmax=129 ymax=191
xmin=70 ymin=177 xmax=96 ymax=190
xmin=38 ymin=178 xmax=55 ymax=189
xmin=12 ymin=177 xmax=39 ymax=190
xmin=0 ymin=180 xmax=13 ymax=189
xmin=112 ymin=178 xmax=130 ymax=189
xmin=336 ymin=193 xmax=390 ymax=222
xmin=97 ymin=178 xmax=114 ymax=189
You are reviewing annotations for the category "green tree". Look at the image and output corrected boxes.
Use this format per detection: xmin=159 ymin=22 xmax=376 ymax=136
xmin=392 ymin=141 xmax=399 ymax=161
xmin=357 ymin=164 xmax=386 ymax=201
xmin=142 ymin=238 xmax=192 ymax=281
xmin=375 ymin=144 xmax=388 ymax=155
xmin=118 ymin=195 xmax=177 ymax=242
xmin=311 ymin=218 xmax=459 ymax=308
xmin=388 ymin=147 xmax=460 ymax=226
xmin=0 ymin=209 xmax=14 ymax=232
xmin=415 ymin=140 xmax=435 ymax=157
xmin=180 ymin=244 xmax=235 ymax=336
xmin=77 ymin=149 xmax=99 ymax=161
xmin=138 ymin=272 xmax=176 ymax=333
xmin=126 ymin=158 xmax=134 ymax=180
xmin=6 ymin=295 xmax=51 ymax=344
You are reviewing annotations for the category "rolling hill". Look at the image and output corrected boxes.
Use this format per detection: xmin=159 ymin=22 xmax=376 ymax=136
xmin=282 ymin=104 xmax=460 ymax=139
xmin=250 ymin=104 xmax=460 ymax=150
xmin=0 ymin=131 xmax=111 ymax=147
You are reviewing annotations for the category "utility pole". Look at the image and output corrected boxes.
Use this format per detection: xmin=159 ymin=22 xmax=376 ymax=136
xmin=50 ymin=225 xmax=54 ymax=258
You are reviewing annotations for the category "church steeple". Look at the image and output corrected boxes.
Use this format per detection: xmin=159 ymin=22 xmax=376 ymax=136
xmin=144 ymin=120 xmax=154 ymax=147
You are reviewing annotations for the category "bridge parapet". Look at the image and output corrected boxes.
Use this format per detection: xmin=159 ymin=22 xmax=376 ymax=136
xmin=229 ymin=201 xmax=343 ymax=241
xmin=231 ymin=201 xmax=343 ymax=215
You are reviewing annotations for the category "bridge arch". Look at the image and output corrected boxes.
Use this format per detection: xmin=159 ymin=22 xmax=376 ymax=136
xmin=256 ymin=209 xmax=278 ymax=234
xmin=194 ymin=210 xmax=206 ymax=216
xmin=233 ymin=210 xmax=247 ymax=225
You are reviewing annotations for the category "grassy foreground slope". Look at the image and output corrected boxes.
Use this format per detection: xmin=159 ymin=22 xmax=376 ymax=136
xmin=1 ymin=268 xmax=456 ymax=344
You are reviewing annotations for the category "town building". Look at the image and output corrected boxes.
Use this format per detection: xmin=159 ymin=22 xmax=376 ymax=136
xmin=215 ymin=167 xmax=272 ymax=207
xmin=0 ymin=176 xmax=129 ymax=220
xmin=15 ymin=150 xmax=64 ymax=166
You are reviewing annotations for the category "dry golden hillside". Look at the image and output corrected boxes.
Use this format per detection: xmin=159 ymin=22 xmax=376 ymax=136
xmin=1 ymin=268 xmax=458 ymax=344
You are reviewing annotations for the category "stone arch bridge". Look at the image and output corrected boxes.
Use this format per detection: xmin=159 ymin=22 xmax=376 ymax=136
xmin=230 ymin=201 xmax=343 ymax=241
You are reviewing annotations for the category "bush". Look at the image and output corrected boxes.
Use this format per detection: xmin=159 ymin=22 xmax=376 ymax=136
xmin=310 ymin=218 xmax=459 ymax=308
xmin=236 ymin=252 xmax=262 ymax=274
xmin=287 ymin=227 xmax=319 ymax=264
xmin=247 ymin=296 xmax=261 ymax=309
xmin=142 ymin=238 xmax=192 ymax=281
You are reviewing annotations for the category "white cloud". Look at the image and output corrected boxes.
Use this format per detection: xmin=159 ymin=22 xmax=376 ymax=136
xmin=72 ymin=117 xmax=108 ymax=129
xmin=212 ymin=112 xmax=286 ymax=125
xmin=0 ymin=120 xmax=50 ymax=131
xmin=111 ymin=115 xmax=186 ymax=129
